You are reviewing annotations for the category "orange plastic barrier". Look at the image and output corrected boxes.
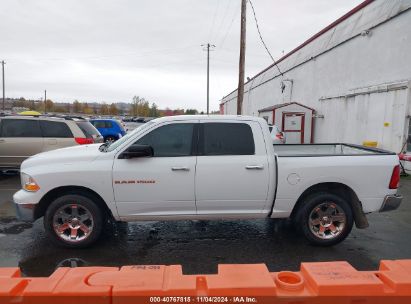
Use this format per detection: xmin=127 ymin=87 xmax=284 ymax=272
xmin=0 ymin=260 xmax=411 ymax=303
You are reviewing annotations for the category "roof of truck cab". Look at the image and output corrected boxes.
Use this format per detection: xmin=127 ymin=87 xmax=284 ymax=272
xmin=150 ymin=115 xmax=266 ymax=123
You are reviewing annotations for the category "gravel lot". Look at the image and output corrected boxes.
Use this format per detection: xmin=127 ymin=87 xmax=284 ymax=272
xmin=1 ymin=172 xmax=410 ymax=277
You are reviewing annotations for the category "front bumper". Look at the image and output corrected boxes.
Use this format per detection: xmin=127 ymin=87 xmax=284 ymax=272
xmin=15 ymin=203 xmax=36 ymax=222
xmin=380 ymin=194 xmax=403 ymax=212
xmin=13 ymin=189 xmax=41 ymax=222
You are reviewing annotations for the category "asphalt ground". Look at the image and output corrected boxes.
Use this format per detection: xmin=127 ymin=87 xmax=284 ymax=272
xmin=0 ymin=172 xmax=410 ymax=277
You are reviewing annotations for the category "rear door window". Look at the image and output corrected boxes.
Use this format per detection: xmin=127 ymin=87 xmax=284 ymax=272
xmin=40 ymin=121 xmax=73 ymax=138
xmin=105 ymin=121 xmax=113 ymax=128
xmin=200 ymin=123 xmax=255 ymax=156
xmin=0 ymin=119 xmax=42 ymax=137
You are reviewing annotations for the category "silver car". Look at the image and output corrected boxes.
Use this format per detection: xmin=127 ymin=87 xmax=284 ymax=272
xmin=0 ymin=115 xmax=103 ymax=169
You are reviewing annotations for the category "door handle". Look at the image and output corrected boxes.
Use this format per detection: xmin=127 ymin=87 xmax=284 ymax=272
xmin=171 ymin=167 xmax=190 ymax=171
xmin=245 ymin=165 xmax=264 ymax=170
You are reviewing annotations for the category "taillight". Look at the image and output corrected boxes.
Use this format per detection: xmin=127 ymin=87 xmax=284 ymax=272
xmin=276 ymin=133 xmax=284 ymax=140
xmin=75 ymin=137 xmax=94 ymax=145
xmin=389 ymin=165 xmax=400 ymax=189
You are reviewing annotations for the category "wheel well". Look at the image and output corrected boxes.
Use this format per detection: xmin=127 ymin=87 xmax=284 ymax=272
xmin=34 ymin=186 xmax=114 ymax=221
xmin=290 ymin=182 xmax=361 ymax=220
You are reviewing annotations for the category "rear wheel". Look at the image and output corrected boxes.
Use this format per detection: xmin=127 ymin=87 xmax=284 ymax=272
xmin=44 ymin=194 xmax=104 ymax=248
xmin=294 ymin=192 xmax=353 ymax=246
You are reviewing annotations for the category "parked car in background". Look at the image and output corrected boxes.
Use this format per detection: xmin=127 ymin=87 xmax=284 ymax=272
xmin=269 ymin=125 xmax=285 ymax=144
xmin=70 ymin=117 xmax=104 ymax=144
xmin=0 ymin=115 xmax=102 ymax=170
xmin=89 ymin=119 xmax=126 ymax=143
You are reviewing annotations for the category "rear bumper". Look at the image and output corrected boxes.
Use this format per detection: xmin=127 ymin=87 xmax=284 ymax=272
xmin=380 ymin=194 xmax=402 ymax=212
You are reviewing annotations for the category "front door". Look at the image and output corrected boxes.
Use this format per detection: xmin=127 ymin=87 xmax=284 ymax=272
xmin=282 ymin=113 xmax=305 ymax=144
xmin=113 ymin=121 xmax=197 ymax=217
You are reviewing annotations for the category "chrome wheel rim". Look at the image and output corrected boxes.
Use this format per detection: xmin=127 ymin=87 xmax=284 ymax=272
xmin=308 ymin=202 xmax=346 ymax=240
xmin=52 ymin=204 xmax=94 ymax=242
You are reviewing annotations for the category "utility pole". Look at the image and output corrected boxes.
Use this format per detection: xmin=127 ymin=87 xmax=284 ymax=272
xmin=1 ymin=60 xmax=5 ymax=112
xmin=237 ymin=0 xmax=247 ymax=115
xmin=202 ymin=43 xmax=215 ymax=115
xmin=44 ymin=90 xmax=47 ymax=113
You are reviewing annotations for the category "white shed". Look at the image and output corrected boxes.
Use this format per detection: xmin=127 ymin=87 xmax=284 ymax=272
xmin=220 ymin=0 xmax=411 ymax=153
xmin=258 ymin=102 xmax=315 ymax=144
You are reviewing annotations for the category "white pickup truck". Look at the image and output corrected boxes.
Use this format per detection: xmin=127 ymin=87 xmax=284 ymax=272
xmin=13 ymin=115 xmax=402 ymax=248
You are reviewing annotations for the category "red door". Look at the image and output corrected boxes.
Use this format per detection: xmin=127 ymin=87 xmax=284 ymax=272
xmin=282 ymin=113 xmax=305 ymax=144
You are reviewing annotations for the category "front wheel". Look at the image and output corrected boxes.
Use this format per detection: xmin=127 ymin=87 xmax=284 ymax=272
xmin=44 ymin=194 xmax=104 ymax=248
xmin=294 ymin=192 xmax=354 ymax=246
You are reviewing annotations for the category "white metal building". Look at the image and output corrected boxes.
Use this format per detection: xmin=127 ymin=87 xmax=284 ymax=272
xmin=220 ymin=0 xmax=411 ymax=151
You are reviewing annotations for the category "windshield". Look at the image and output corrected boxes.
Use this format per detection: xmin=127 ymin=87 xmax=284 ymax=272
xmin=104 ymin=121 xmax=155 ymax=152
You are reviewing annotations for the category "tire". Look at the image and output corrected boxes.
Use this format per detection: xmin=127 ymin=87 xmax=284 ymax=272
xmin=294 ymin=192 xmax=354 ymax=246
xmin=44 ymin=194 xmax=104 ymax=248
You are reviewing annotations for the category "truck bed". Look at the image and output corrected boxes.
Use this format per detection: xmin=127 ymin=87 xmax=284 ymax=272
xmin=273 ymin=143 xmax=395 ymax=157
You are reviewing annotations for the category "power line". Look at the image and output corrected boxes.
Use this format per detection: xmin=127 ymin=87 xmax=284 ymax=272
xmin=218 ymin=2 xmax=241 ymax=49
xmin=248 ymin=0 xmax=283 ymax=77
xmin=5 ymin=45 xmax=199 ymax=63
xmin=215 ymin=0 xmax=233 ymax=42
xmin=208 ymin=0 xmax=221 ymax=42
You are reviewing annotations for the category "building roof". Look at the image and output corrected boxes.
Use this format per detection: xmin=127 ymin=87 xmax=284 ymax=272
xmin=258 ymin=102 xmax=316 ymax=113
xmin=221 ymin=0 xmax=375 ymax=103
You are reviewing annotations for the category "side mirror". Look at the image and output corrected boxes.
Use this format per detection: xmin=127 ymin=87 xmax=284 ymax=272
xmin=118 ymin=144 xmax=154 ymax=159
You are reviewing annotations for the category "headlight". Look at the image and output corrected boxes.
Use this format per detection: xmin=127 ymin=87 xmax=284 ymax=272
xmin=21 ymin=173 xmax=40 ymax=192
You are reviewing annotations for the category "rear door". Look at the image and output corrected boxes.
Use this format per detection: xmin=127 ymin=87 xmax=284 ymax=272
xmin=195 ymin=121 xmax=270 ymax=215
xmin=39 ymin=120 xmax=75 ymax=151
xmin=0 ymin=119 xmax=44 ymax=168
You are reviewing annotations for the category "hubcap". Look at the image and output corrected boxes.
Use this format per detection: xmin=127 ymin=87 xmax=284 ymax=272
xmin=308 ymin=202 xmax=346 ymax=240
xmin=52 ymin=204 xmax=94 ymax=242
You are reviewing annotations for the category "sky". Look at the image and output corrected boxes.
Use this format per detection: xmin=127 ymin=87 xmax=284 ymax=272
xmin=1 ymin=0 xmax=363 ymax=112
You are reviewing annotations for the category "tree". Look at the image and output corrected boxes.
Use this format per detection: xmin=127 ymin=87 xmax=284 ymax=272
xmin=109 ymin=103 xmax=118 ymax=115
xmin=149 ymin=103 xmax=159 ymax=117
xmin=173 ymin=109 xmax=184 ymax=115
xmin=130 ymin=96 xmax=141 ymax=116
xmin=185 ymin=109 xmax=198 ymax=115
xmin=45 ymin=99 xmax=54 ymax=113
xmin=73 ymin=100 xmax=82 ymax=113
xmin=141 ymin=100 xmax=150 ymax=117
xmin=100 ymin=103 xmax=109 ymax=115
xmin=54 ymin=106 xmax=66 ymax=113
xmin=82 ymin=102 xmax=93 ymax=114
